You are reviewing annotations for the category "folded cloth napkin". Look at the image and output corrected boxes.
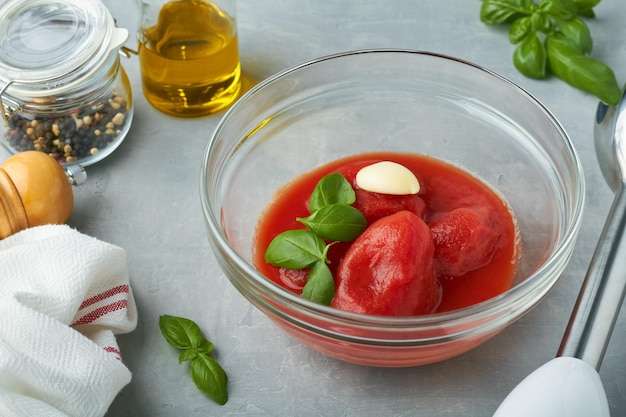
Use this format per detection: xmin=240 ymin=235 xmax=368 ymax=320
xmin=0 ymin=224 xmax=138 ymax=417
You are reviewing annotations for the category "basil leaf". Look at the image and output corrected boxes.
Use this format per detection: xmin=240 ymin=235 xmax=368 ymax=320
xmin=159 ymin=315 xmax=229 ymax=406
xmin=480 ymin=0 xmax=617 ymax=106
xmin=530 ymin=10 xmax=551 ymax=33
xmin=509 ymin=16 xmax=532 ymax=43
xmin=301 ymin=261 xmax=335 ymax=305
xmin=546 ymin=34 xmax=622 ymax=104
xmin=309 ymin=173 xmax=356 ymax=212
xmin=178 ymin=339 xmax=212 ymax=363
xmin=297 ymin=204 xmax=367 ymax=242
xmin=558 ymin=16 xmax=592 ymax=54
xmin=480 ymin=0 xmax=532 ymax=24
xmin=574 ymin=0 xmax=600 ymax=8
xmin=191 ymin=353 xmax=229 ymax=405
xmin=264 ymin=229 xmax=326 ymax=269
xmin=159 ymin=315 xmax=204 ymax=350
xmin=574 ymin=0 xmax=599 ymax=17
xmin=179 ymin=349 xmax=198 ymax=363
xmin=574 ymin=6 xmax=594 ymax=17
xmin=513 ymin=32 xmax=547 ymax=78
xmin=540 ymin=0 xmax=576 ymax=20
xmin=197 ymin=339 xmax=214 ymax=354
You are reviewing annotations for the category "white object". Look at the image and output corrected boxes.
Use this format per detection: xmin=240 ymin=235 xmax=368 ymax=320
xmin=355 ymin=161 xmax=420 ymax=195
xmin=0 ymin=224 xmax=138 ymax=417
xmin=493 ymin=357 xmax=610 ymax=417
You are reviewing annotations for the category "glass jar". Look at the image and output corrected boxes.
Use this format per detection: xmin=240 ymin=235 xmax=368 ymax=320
xmin=0 ymin=0 xmax=133 ymax=168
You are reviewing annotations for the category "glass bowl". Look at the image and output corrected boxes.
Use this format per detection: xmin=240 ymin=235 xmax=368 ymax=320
xmin=200 ymin=49 xmax=585 ymax=367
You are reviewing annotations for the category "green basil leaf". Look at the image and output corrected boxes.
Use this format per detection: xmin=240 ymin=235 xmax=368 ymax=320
xmin=509 ymin=16 xmax=533 ymax=43
xmin=191 ymin=353 xmax=229 ymax=405
xmin=264 ymin=229 xmax=326 ymax=269
xmin=197 ymin=339 xmax=214 ymax=354
xmin=574 ymin=0 xmax=599 ymax=17
xmin=574 ymin=6 xmax=594 ymax=17
xmin=540 ymin=0 xmax=576 ymax=20
xmin=159 ymin=315 xmax=205 ymax=350
xmin=558 ymin=16 xmax=592 ymax=54
xmin=480 ymin=0 xmax=533 ymax=24
xmin=573 ymin=0 xmax=600 ymax=7
xmin=301 ymin=261 xmax=335 ymax=306
xmin=309 ymin=173 xmax=356 ymax=212
xmin=546 ymin=34 xmax=622 ymax=104
xmin=297 ymin=204 xmax=367 ymax=242
xmin=179 ymin=349 xmax=198 ymax=363
xmin=513 ymin=33 xmax=547 ymax=78
xmin=530 ymin=10 xmax=552 ymax=33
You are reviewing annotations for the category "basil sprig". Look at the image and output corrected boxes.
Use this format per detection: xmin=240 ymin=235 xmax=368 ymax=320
xmin=480 ymin=0 xmax=622 ymax=104
xmin=264 ymin=173 xmax=367 ymax=305
xmin=159 ymin=315 xmax=228 ymax=405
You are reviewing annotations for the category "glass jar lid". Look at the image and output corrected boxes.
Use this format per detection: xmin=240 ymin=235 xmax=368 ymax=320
xmin=0 ymin=0 xmax=126 ymax=97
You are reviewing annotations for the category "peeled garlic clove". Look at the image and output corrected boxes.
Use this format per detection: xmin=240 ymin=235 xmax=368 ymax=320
xmin=355 ymin=161 xmax=420 ymax=195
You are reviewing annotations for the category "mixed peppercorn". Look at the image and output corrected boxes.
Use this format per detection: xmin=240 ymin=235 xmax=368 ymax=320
xmin=3 ymin=93 xmax=128 ymax=164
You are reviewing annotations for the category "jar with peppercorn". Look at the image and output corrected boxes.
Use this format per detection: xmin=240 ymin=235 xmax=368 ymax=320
xmin=0 ymin=0 xmax=133 ymax=169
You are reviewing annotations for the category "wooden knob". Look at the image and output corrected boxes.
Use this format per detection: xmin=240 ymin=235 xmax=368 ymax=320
xmin=0 ymin=151 xmax=74 ymax=239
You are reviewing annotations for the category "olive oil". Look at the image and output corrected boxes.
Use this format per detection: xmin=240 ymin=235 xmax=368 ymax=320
xmin=138 ymin=0 xmax=241 ymax=116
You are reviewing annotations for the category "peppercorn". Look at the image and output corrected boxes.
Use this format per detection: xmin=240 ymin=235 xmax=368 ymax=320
xmin=3 ymin=92 xmax=129 ymax=164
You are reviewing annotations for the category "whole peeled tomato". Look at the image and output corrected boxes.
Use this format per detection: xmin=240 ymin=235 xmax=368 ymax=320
xmin=428 ymin=206 xmax=501 ymax=277
xmin=334 ymin=160 xmax=426 ymax=224
xmin=331 ymin=210 xmax=441 ymax=316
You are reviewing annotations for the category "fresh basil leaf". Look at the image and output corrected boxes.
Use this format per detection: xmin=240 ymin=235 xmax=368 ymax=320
xmin=558 ymin=16 xmax=592 ymax=54
xmin=191 ymin=353 xmax=229 ymax=405
xmin=159 ymin=315 xmax=204 ymax=350
xmin=574 ymin=6 xmax=594 ymax=17
xmin=513 ymin=32 xmax=547 ymax=78
xmin=530 ymin=10 xmax=551 ymax=33
xmin=480 ymin=0 xmax=532 ymax=24
xmin=179 ymin=349 xmax=198 ymax=363
xmin=573 ymin=0 xmax=599 ymax=17
xmin=297 ymin=204 xmax=367 ymax=242
xmin=546 ymin=34 xmax=622 ymax=104
xmin=264 ymin=229 xmax=326 ymax=269
xmin=197 ymin=339 xmax=214 ymax=354
xmin=309 ymin=173 xmax=356 ymax=212
xmin=540 ymin=0 xmax=576 ymax=20
xmin=159 ymin=315 xmax=229 ymax=406
xmin=480 ymin=0 xmax=616 ymax=104
xmin=301 ymin=261 xmax=335 ymax=305
xmin=509 ymin=16 xmax=532 ymax=43
xmin=573 ymin=0 xmax=600 ymax=8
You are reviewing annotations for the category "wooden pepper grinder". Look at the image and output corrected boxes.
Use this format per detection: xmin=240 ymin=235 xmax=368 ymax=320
xmin=0 ymin=151 xmax=74 ymax=239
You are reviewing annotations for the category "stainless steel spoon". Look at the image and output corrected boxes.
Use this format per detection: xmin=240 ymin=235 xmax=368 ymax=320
xmin=493 ymin=86 xmax=626 ymax=417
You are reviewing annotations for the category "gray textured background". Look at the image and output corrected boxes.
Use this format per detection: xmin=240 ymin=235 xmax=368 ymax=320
xmin=6 ymin=1 xmax=625 ymax=416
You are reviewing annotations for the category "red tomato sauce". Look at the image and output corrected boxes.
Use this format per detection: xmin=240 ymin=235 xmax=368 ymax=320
xmin=253 ymin=152 xmax=520 ymax=313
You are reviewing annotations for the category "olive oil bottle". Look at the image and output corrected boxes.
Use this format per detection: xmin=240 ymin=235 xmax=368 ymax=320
xmin=138 ymin=0 xmax=241 ymax=117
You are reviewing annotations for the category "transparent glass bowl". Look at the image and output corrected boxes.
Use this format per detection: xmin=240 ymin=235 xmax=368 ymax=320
xmin=200 ymin=50 xmax=585 ymax=367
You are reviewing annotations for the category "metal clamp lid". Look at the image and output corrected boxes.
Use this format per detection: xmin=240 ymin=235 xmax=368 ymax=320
xmin=0 ymin=0 xmax=122 ymax=99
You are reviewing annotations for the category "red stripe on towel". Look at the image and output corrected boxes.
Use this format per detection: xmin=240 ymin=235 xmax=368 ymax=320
xmin=77 ymin=285 xmax=129 ymax=310
xmin=104 ymin=346 xmax=123 ymax=361
xmin=71 ymin=299 xmax=128 ymax=327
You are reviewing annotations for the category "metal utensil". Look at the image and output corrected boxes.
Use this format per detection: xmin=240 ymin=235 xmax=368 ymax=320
xmin=493 ymin=85 xmax=626 ymax=417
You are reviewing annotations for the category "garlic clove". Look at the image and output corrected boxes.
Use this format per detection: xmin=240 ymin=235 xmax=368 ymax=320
xmin=355 ymin=161 xmax=420 ymax=195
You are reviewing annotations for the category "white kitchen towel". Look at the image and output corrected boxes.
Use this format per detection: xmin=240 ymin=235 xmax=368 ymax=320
xmin=0 ymin=224 xmax=138 ymax=417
